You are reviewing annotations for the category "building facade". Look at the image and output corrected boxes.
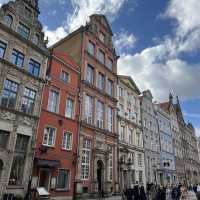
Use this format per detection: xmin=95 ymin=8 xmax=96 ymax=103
xmin=52 ymin=15 xmax=119 ymax=197
xmin=32 ymin=50 xmax=79 ymax=200
xmin=0 ymin=0 xmax=48 ymax=198
xmin=117 ymin=76 xmax=146 ymax=190
xmin=155 ymin=104 xmax=176 ymax=185
xmin=140 ymin=90 xmax=160 ymax=184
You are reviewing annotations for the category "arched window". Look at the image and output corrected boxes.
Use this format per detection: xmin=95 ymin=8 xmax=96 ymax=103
xmin=4 ymin=14 xmax=13 ymax=27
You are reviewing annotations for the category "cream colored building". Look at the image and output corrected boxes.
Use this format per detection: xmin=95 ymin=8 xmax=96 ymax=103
xmin=0 ymin=0 xmax=48 ymax=198
xmin=117 ymin=75 xmax=146 ymax=190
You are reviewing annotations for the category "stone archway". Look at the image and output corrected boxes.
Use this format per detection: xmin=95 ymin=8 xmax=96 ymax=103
xmin=97 ymin=160 xmax=104 ymax=192
xmin=0 ymin=159 xmax=3 ymax=181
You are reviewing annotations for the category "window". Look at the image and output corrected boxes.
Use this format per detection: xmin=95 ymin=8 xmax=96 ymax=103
xmin=33 ymin=34 xmax=39 ymax=45
xmin=65 ymin=98 xmax=74 ymax=118
xmin=9 ymin=134 xmax=29 ymax=185
xmin=139 ymin=171 xmax=143 ymax=183
xmin=129 ymin=152 xmax=135 ymax=164
xmin=136 ymin=133 xmax=140 ymax=146
xmin=108 ymin=106 xmax=113 ymax=132
xmin=108 ymin=150 xmax=113 ymax=181
xmin=87 ymin=41 xmax=95 ymax=56
xmin=28 ymin=59 xmax=40 ymax=77
xmin=43 ymin=127 xmax=56 ymax=146
xmin=127 ymin=109 xmax=131 ymax=120
xmin=0 ymin=130 xmax=9 ymax=149
xmin=62 ymin=132 xmax=72 ymax=150
xmin=128 ymin=129 xmax=133 ymax=145
xmin=4 ymin=14 xmax=13 ymax=27
xmin=21 ymin=88 xmax=36 ymax=114
xmin=60 ymin=70 xmax=69 ymax=83
xmin=138 ymin=154 xmax=142 ymax=167
xmin=96 ymin=100 xmax=104 ymax=129
xmin=97 ymin=72 xmax=104 ymax=90
xmin=99 ymin=32 xmax=105 ymax=43
xmin=1 ymin=79 xmax=18 ymax=109
xmin=11 ymin=49 xmax=24 ymax=68
xmin=108 ymin=79 xmax=113 ymax=96
xmin=0 ymin=41 xmax=6 ymax=58
xmin=24 ymin=7 xmax=32 ymax=19
xmin=98 ymin=50 xmax=105 ymax=64
xmin=107 ymin=58 xmax=113 ymax=70
xmin=84 ymin=95 xmax=93 ymax=124
xmin=119 ymin=125 xmax=125 ymax=141
xmin=17 ymin=22 xmax=30 ymax=39
xmin=119 ymin=87 xmax=123 ymax=97
xmin=81 ymin=139 xmax=91 ymax=180
xmin=86 ymin=64 xmax=94 ymax=84
xmin=57 ymin=169 xmax=70 ymax=189
xmin=48 ymin=89 xmax=59 ymax=113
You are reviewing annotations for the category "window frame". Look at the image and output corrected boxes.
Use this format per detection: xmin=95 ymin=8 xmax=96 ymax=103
xmin=56 ymin=168 xmax=70 ymax=190
xmin=87 ymin=40 xmax=95 ymax=56
xmin=108 ymin=79 xmax=113 ymax=96
xmin=84 ymin=94 xmax=93 ymax=124
xmin=62 ymin=131 xmax=73 ymax=151
xmin=28 ymin=58 xmax=40 ymax=77
xmin=107 ymin=57 xmax=113 ymax=70
xmin=107 ymin=106 xmax=113 ymax=132
xmin=42 ymin=126 xmax=56 ymax=147
xmin=65 ymin=98 xmax=75 ymax=119
xmin=96 ymin=100 xmax=104 ymax=129
xmin=97 ymin=72 xmax=105 ymax=90
xmin=47 ymin=88 xmax=60 ymax=113
xmin=98 ymin=49 xmax=105 ymax=64
xmin=60 ymin=70 xmax=70 ymax=84
xmin=4 ymin=14 xmax=13 ymax=27
xmin=17 ymin=22 xmax=30 ymax=39
xmin=0 ymin=40 xmax=7 ymax=58
xmin=11 ymin=49 xmax=25 ymax=68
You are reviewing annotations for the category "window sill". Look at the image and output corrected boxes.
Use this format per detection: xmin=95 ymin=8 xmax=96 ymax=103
xmin=61 ymin=148 xmax=72 ymax=152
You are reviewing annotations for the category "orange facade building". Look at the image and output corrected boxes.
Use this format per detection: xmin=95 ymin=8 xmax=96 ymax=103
xmin=32 ymin=50 xmax=80 ymax=200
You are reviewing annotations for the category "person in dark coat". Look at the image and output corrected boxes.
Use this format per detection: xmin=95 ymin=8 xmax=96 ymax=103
xmin=125 ymin=187 xmax=133 ymax=200
xmin=139 ymin=185 xmax=147 ymax=200
xmin=133 ymin=181 xmax=140 ymax=200
xmin=171 ymin=185 xmax=180 ymax=200
xmin=156 ymin=186 xmax=166 ymax=200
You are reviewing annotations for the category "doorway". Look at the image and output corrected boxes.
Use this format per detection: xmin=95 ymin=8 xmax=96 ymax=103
xmin=97 ymin=160 xmax=104 ymax=192
xmin=39 ymin=169 xmax=51 ymax=191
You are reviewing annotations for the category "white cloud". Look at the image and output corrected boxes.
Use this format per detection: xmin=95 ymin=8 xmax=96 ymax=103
xmin=183 ymin=111 xmax=200 ymax=119
xmin=43 ymin=26 xmax=67 ymax=47
xmin=118 ymin=0 xmax=200 ymax=101
xmin=66 ymin=0 xmax=127 ymax=33
xmin=0 ymin=0 xmax=11 ymax=7
xmin=195 ymin=127 xmax=200 ymax=137
xmin=114 ymin=30 xmax=137 ymax=53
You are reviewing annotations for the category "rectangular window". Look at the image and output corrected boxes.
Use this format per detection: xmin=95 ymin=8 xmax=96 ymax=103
xmin=86 ymin=64 xmax=94 ymax=84
xmin=0 ymin=130 xmax=9 ymax=149
xmin=119 ymin=125 xmax=125 ymax=141
xmin=97 ymin=72 xmax=105 ymax=90
xmin=57 ymin=169 xmax=70 ymax=190
xmin=9 ymin=134 xmax=29 ymax=186
xmin=87 ymin=41 xmax=95 ymax=56
xmin=81 ymin=139 xmax=91 ymax=180
xmin=0 ymin=41 xmax=6 ymax=58
xmin=108 ymin=79 xmax=113 ymax=96
xmin=11 ymin=49 xmax=24 ymax=68
xmin=62 ymin=132 xmax=72 ymax=150
xmin=138 ymin=154 xmax=142 ymax=166
xmin=17 ymin=22 xmax=30 ymax=39
xmin=127 ymin=109 xmax=131 ymax=120
xmin=96 ymin=100 xmax=104 ymax=129
xmin=21 ymin=88 xmax=36 ymax=114
xmin=24 ymin=7 xmax=32 ymax=19
xmin=43 ymin=127 xmax=56 ymax=147
xmin=108 ymin=106 xmax=113 ymax=132
xmin=84 ymin=95 xmax=93 ymax=124
xmin=48 ymin=89 xmax=59 ymax=113
xmin=107 ymin=58 xmax=113 ymax=70
xmin=129 ymin=152 xmax=135 ymax=164
xmin=128 ymin=129 xmax=133 ymax=145
xmin=1 ymin=79 xmax=18 ymax=109
xmin=98 ymin=50 xmax=105 ymax=64
xmin=139 ymin=171 xmax=143 ymax=183
xmin=119 ymin=87 xmax=123 ymax=97
xmin=99 ymin=32 xmax=105 ymax=43
xmin=65 ymin=98 xmax=74 ymax=118
xmin=60 ymin=70 xmax=69 ymax=83
xmin=28 ymin=59 xmax=40 ymax=77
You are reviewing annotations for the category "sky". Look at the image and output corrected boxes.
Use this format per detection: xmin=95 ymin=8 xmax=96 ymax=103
xmin=1 ymin=0 xmax=200 ymax=136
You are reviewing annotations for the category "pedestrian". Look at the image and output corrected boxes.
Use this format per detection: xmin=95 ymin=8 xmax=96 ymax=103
xmin=133 ymin=181 xmax=140 ymax=200
xmin=180 ymin=184 xmax=187 ymax=200
xmin=196 ymin=183 xmax=200 ymax=200
xmin=139 ymin=184 xmax=147 ymax=200
xmin=166 ymin=184 xmax=172 ymax=200
xmin=125 ymin=187 xmax=133 ymax=200
xmin=156 ymin=185 xmax=166 ymax=200
xmin=149 ymin=184 xmax=157 ymax=200
xmin=171 ymin=184 xmax=180 ymax=200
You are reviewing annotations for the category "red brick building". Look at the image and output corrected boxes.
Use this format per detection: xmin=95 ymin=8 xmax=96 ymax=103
xmin=32 ymin=50 xmax=80 ymax=200
xmin=52 ymin=15 xmax=119 ymax=198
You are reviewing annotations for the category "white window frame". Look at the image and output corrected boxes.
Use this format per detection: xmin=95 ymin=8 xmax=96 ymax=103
xmin=62 ymin=131 xmax=73 ymax=151
xmin=108 ymin=149 xmax=113 ymax=181
xmin=108 ymin=106 xmax=113 ymax=132
xmin=43 ymin=126 xmax=56 ymax=147
xmin=96 ymin=100 xmax=104 ymax=129
xmin=60 ymin=70 xmax=70 ymax=83
xmin=84 ymin=95 xmax=93 ymax=124
xmin=47 ymin=89 xmax=59 ymax=113
xmin=65 ymin=98 xmax=74 ymax=119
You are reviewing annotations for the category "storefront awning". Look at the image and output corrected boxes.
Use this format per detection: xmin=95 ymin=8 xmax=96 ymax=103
xmin=37 ymin=159 xmax=60 ymax=168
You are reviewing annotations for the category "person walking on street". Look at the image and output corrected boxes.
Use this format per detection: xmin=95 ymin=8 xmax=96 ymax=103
xmin=171 ymin=184 xmax=180 ymax=200
xmin=149 ymin=184 xmax=157 ymax=200
xmin=133 ymin=181 xmax=140 ymax=200
xmin=156 ymin=185 xmax=166 ymax=200
xmin=166 ymin=184 xmax=172 ymax=200
xmin=196 ymin=183 xmax=200 ymax=200
xmin=139 ymin=185 xmax=147 ymax=200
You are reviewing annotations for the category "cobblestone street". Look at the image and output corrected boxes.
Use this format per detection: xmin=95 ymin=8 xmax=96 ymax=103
xmin=187 ymin=191 xmax=197 ymax=200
